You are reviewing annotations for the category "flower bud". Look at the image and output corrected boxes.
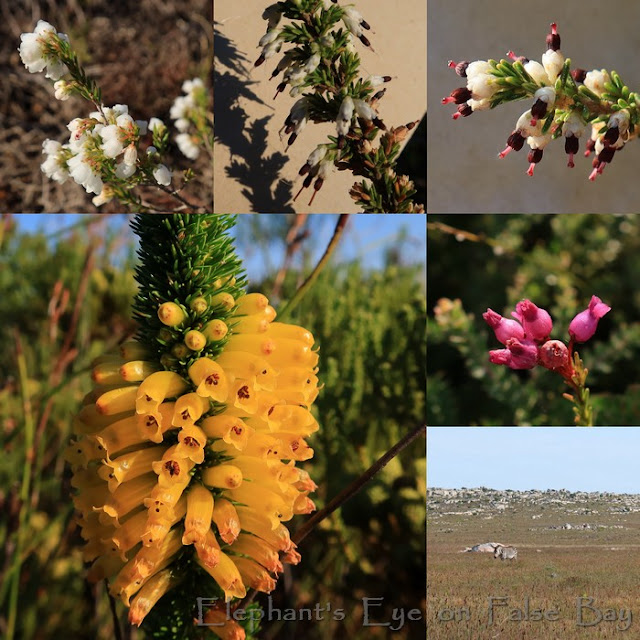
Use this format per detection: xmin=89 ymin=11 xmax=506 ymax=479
xmin=203 ymin=319 xmax=228 ymax=341
xmin=482 ymin=309 xmax=525 ymax=344
xmin=157 ymin=302 xmax=187 ymax=327
xmin=184 ymin=330 xmax=207 ymax=351
xmin=569 ymin=296 xmax=611 ymax=343
xmin=513 ymin=300 xmax=552 ymax=341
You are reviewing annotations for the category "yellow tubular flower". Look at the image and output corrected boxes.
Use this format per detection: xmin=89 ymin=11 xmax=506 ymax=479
xmin=182 ymin=485 xmax=215 ymax=545
xmin=202 ymin=464 xmax=243 ymax=489
xmin=196 ymin=551 xmax=246 ymax=601
xmin=203 ymin=608 xmax=246 ymax=640
xmin=128 ymin=569 xmax=182 ymax=627
xmin=231 ymin=556 xmax=277 ymax=593
xmin=70 ymin=216 xmax=320 ymax=634
xmin=200 ymin=415 xmax=255 ymax=451
xmin=212 ymin=498 xmax=241 ymax=544
xmin=136 ymin=371 xmax=189 ymax=414
xmin=188 ymin=357 xmax=229 ymax=401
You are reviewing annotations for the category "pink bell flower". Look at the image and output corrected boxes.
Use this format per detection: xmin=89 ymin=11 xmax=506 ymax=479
xmin=482 ymin=308 xmax=525 ymax=344
xmin=569 ymin=296 xmax=611 ymax=343
xmin=512 ymin=299 xmax=552 ymax=342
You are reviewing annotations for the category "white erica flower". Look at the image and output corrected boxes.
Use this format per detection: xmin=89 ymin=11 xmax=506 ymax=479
xmin=153 ymin=164 xmax=172 ymax=186
xmin=19 ymin=20 xmax=69 ymax=80
xmin=41 ymin=139 xmax=69 ymax=183
xmin=176 ymin=133 xmax=200 ymax=160
xmin=67 ymin=152 xmax=103 ymax=195
xmin=336 ymin=96 xmax=354 ymax=136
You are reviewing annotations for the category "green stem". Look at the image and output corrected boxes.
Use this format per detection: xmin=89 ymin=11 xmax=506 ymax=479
xmin=277 ymin=214 xmax=349 ymax=321
xmin=6 ymin=332 xmax=35 ymax=640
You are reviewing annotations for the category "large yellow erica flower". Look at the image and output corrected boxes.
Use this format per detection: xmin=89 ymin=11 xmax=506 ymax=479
xmin=67 ymin=291 xmax=319 ymax=636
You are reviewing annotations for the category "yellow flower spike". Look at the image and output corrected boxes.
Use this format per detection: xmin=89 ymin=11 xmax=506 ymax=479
xmin=188 ymin=357 xmax=229 ymax=402
xmin=98 ymin=446 xmax=168 ymax=492
xmin=146 ymin=475 xmax=192 ymax=516
xmin=111 ymin=527 xmax=183 ymax=605
xmin=99 ymin=473 xmax=159 ymax=525
xmin=231 ymin=556 xmax=277 ymax=593
xmin=182 ymin=485 xmax=215 ymax=545
xmin=274 ymin=367 xmax=319 ymax=397
xmin=202 ymin=608 xmax=246 ymax=640
xmin=211 ymin=498 xmax=241 ymax=544
xmin=87 ymin=553 xmax=128 ymax=583
xmin=172 ymin=393 xmax=210 ymax=429
xmin=230 ymin=456 xmax=282 ymax=486
xmin=293 ymin=493 xmax=316 ymax=515
xmin=175 ymin=425 xmax=208 ymax=464
xmin=202 ymin=464 xmax=243 ymax=489
xmin=235 ymin=508 xmax=293 ymax=552
xmin=196 ymin=551 xmax=246 ymax=601
xmin=228 ymin=533 xmax=283 ymax=574
xmin=142 ymin=497 xmax=187 ymax=547
xmin=136 ymin=402 xmax=177 ymax=443
xmin=184 ymin=329 xmax=207 ymax=351
xmin=234 ymin=293 xmax=269 ymax=315
xmin=194 ymin=527 xmax=221 ymax=568
xmin=227 ymin=483 xmax=293 ymax=528
xmin=120 ymin=360 xmax=161 ymax=382
xmin=265 ymin=322 xmax=315 ymax=345
xmin=157 ymin=301 xmax=187 ymax=327
xmin=202 ymin=319 xmax=228 ymax=342
xmin=200 ymin=415 xmax=254 ymax=451
xmin=96 ymin=385 xmax=140 ymax=415
xmin=151 ymin=446 xmax=196 ymax=488
xmin=136 ymin=371 xmax=189 ymax=414
xmin=210 ymin=292 xmax=235 ymax=311
xmin=128 ymin=569 xmax=182 ymax=627
xmin=120 ymin=340 xmax=151 ymax=361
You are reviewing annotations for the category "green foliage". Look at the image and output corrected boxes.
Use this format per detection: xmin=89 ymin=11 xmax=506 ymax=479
xmin=428 ymin=214 xmax=640 ymax=425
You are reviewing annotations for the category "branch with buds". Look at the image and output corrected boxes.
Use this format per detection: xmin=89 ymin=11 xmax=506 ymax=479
xmin=255 ymin=0 xmax=424 ymax=213
xmin=443 ymin=22 xmax=640 ymax=181
xmin=19 ymin=21 xmax=213 ymax=212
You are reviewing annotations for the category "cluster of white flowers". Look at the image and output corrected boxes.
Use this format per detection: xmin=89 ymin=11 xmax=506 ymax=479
xmin=19 ymin=20 xmax=69 ymax=80
xmin=170 ymin=78 xmax=205 ymax=160
xmin=18 ymin=21 xmax=186 ymax=206
xmin=443 ymin=22 xmax=637 ymax=180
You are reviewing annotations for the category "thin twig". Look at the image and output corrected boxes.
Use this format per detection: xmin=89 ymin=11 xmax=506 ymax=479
xmin=293 ymin=422 xmax=426 ymax=545
xmin=277 ymin=214 xmax=349 ymax=321
xmin=106 ymin=582 xmax=123 ymax=640
xmin=272 ymin=214 xmax=309 ymax=299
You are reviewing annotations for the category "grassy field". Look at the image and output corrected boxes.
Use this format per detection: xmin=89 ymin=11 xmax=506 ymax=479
xmin=427 ymin=497 xmax=640 ymax=639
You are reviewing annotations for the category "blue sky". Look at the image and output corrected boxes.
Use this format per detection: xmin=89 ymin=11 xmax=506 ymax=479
xmin=428 ymin=427 xmax=640 ymax=494
xmin=12 ymin=214 xmax=425 ymax=284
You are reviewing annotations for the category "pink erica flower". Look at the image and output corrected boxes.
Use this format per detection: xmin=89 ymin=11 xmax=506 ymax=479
xmin=569 ymin=296 xmax=611 ymax=343
xmin=482 ymin=308 xmax=525 ymax=344
xmin=512 ymin=300 xmax=553 ymax=342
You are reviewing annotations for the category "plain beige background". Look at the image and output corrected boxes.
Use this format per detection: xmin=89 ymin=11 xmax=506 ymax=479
xmin=214 ymin=0 xmax=426 ymax=213
xmin=428 ymin=0 xmax=640 ymax=213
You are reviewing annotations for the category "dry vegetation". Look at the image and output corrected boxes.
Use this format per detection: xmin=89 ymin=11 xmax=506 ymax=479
xmin=427 ymin=497 xmax=640 ymax=639
xmin=0 ymin=0 xmax=212 ymax=213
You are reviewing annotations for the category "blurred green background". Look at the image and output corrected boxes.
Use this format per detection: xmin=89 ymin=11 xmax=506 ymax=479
xmin=0 ymin=214 xmax=426 ymax=639
xmin=427 ymin=214 xmax=640 ymax=426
